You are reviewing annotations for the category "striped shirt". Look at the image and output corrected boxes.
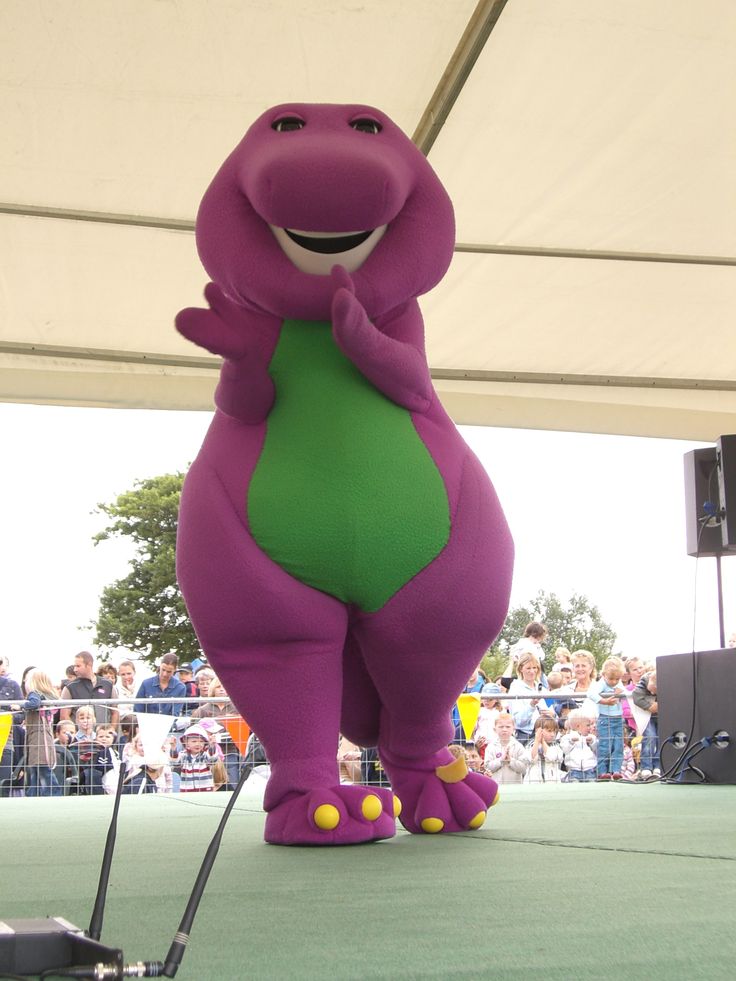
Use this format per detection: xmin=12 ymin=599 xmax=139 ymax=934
xmin=178 ymin=749 xmax=219 ymax=792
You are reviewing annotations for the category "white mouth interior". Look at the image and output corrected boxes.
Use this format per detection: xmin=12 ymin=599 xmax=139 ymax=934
xmin=270 ymin=224 xmax=387 ymax=275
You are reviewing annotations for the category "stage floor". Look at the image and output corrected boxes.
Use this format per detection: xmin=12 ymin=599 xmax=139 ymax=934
xmin=6 ymin=782 xmax=736 ymax=979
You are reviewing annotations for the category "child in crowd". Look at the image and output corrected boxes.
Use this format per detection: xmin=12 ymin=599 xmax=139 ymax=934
xmin=543 ymin=671 xmax=563 ymax=710
xmin=171 ymin=723 xmax=219 ymax=792
xmin=483 ymin=713 xmax=528 ymax=784
xmin=523 ymin=716 xmax=563 ymax=784
xmin=588 ymin=656 xmax=627 ymax=780
xmin=74 ymin=705 xmax=97 ymax=742
xmin=55 ymin=720 xmax=76 ymax=746
xmin=550 ymin=647 xmax=572 ymax=673
xmin=447 ymin=742 xmax=484 ymax=772
xmin=621 ymin=731 xmax=637 ymax=781
xmin=633 ymin=670 xmax=659 ymax=779
xmin=560 ymin=710 xmax=598 ymax=782
xmin=556 ymin=699 xmax=578 ymax=731
xmin=122 ymin=735 xmax=172 ymax=794
xmin=22 ymin=669 xmax=61 ymax=797
xmin=473 ymin=683 xmax=503 ymax=757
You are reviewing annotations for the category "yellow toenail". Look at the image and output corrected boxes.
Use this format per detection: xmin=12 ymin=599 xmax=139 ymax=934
xmin=491 ymin=790 xmax=501 ymax=807
xmin=361 ymin=794 xmax=383 ymax=821
xmin=393 ymin=795 xmax=402 ymax=818
xmin=421 ymin=817 xmax=444 ymax=834
xmin=313 ymin=803 xmax=340 ymax=830
xmin=468 ymin=810 xmax=486 ymax=829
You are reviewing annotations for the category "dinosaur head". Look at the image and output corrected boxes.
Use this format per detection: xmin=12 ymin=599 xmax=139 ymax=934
xmin=194 ymin=103 xmax=455 ymax=320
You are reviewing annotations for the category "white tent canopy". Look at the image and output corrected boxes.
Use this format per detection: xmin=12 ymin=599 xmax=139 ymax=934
xmin=2 ymin=0 xmax=735 ymax=440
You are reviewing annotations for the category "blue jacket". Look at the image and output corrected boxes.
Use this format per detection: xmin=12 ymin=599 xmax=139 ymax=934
xmin=134 ymin=677 xmax=187 ymax=716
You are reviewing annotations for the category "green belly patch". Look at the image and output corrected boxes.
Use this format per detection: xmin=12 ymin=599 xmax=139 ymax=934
xmin=247 ymin=320 xmax=450 ymax=612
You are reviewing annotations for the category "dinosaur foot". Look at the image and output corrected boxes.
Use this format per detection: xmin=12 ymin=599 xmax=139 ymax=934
xmin=264 ymin=784 xmax=399 ymax=846
xmin=380 ymin=748 xmax=499 ymax=835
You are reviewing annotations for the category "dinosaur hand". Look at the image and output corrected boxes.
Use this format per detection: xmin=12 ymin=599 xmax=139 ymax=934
xmin=331 ymin=265 xmax=369 ymax=339
xmin=176 ymin=283 xmax=257 ymax=360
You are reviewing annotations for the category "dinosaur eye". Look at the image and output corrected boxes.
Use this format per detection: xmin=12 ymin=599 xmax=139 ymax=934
xmin=350 ymin=118 xmax=382 ymax=134
xmin=272 ymin=117 xmax=305 ymax=132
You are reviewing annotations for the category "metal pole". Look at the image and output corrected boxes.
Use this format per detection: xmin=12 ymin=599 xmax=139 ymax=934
xmin=716 ymin=552 xmax=726 ymax=647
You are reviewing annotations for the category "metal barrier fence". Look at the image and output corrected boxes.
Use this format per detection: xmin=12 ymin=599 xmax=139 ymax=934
xmin=0 ymin=691 xmax=660 ymax=798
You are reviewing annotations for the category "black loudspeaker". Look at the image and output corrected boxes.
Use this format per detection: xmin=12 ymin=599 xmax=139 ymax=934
xmin=657 ymin=650 xmax=736 ymax=783
xmin=683 ymin=448 xmax=724 ymax=557
xmin=716 ymin=434 xmax=736 ymax=550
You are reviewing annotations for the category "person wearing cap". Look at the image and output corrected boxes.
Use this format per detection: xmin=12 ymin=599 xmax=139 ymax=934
xmin=170 ymin=724 xmax=219 ymax=793
xmin=177 ymin=663 xmax=199 ymax=715
xmin=473 ymin=683 xmax=503 ymax=757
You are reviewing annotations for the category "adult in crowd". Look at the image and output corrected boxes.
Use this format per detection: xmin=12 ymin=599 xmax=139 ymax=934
xmin=194 ymin=666 xmax=215 ymax=695
xmin=117 ymin=660 xmax=138 ymax=715
xmin=509 ymin=622 xmax=548 ymax=666
xmin=59 ymin=651 xmax=118 ymax=727
xmin=191 ymin=676 xmax=241 ymax=788
xmin=0 ymin=656 xmax=24 ymax=787
xmin=507 ymin=652 xmax=551 ymax=746
xmin=558 ymin=649 xmax=598 ymax=717
xmin=134 ymin=653 xmax=186 ymax=716
xmin=99 ymin=663 xmax=118 ymax=686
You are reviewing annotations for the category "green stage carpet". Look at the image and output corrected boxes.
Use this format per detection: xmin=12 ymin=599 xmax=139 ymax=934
xmin=4 ymin=783 xmax=736 ymax=980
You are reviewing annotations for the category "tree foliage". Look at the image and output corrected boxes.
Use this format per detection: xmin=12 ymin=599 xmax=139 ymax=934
xmin=91 ymin=473 xmax=202 ymax=666
xmin=481 ymin=590 xmax=617 ymax=680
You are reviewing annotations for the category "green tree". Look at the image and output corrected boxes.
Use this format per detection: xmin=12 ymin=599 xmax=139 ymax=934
xmin=481 ymin=590 xmax=617 ymax=679
xmin=91 ymin=473 xmax=202 ymax=666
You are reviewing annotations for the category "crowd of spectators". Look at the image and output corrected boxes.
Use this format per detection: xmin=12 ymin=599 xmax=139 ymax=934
xmin=449 ymin=622 xmax=661 ymax=783
xmin=0 ymin=651 xmax=254 ymax=797
xmin=0 ymin=627 xmax=662 ymax=798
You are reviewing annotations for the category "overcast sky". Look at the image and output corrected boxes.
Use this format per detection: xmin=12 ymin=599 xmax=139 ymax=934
xmin=1 ymin=401 xmax=733 ymax=681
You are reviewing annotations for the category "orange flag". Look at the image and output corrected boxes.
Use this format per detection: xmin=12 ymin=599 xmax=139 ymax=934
xmin=0 ymin=714 xmax=11 ymax=757
xmin=221 ymin=716 xmax=251 ymax=755
xmin=456 ymin=693 xmax=482 ymax=742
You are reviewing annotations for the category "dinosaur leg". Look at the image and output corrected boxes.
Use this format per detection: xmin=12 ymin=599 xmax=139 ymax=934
xmin=177 ymin=461 xmax=396 ymax=845
xmin=353 ymin=454 xmax=514 ymax=834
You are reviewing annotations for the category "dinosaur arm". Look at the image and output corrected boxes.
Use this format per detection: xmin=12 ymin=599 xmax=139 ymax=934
xmin=330 ymin=267 xmax=432 ymax=413
xmin=176 ymin=282 xmax=276 ymax=423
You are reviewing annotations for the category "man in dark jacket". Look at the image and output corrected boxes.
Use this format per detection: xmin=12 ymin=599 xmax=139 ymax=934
xmin=59 ymin=651 xmax=118 ymax=727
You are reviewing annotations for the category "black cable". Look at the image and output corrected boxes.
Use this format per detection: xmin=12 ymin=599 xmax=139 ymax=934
xmin=161 ymin=765 xmax=251 ymax=978
xmin=661 ymin=498 xmax=715 ymax=783
xmin=88 ymin=756 xmax=127 ymax=941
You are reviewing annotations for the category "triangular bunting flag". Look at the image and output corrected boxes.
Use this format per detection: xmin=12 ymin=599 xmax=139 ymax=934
xmin=625 ymin=695 xmax=652 ymax=736
xmin=0 ymin=714 xmax=12 ymax=757
xmin=135 ymin=712 xmax=175 ymax=765
xmin=221 ymin=716 xmax=251 ymax=755
xmin=457 ymin=692 xmax=482 ymax=742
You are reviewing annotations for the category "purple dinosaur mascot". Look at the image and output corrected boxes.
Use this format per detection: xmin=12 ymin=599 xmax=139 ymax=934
xmin=175 ymin=103 xmax=514 ymax=845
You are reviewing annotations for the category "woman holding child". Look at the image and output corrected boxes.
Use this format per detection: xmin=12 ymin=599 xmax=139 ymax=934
xmin=507 ymin=653 xmax=553 ymax=746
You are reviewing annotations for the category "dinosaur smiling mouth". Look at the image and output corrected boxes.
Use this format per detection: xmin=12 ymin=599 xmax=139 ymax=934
xmin=271 ymin=224 xmax=388 ymax=275
xmin=284 ymin=229 xmax=374 ymax=254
